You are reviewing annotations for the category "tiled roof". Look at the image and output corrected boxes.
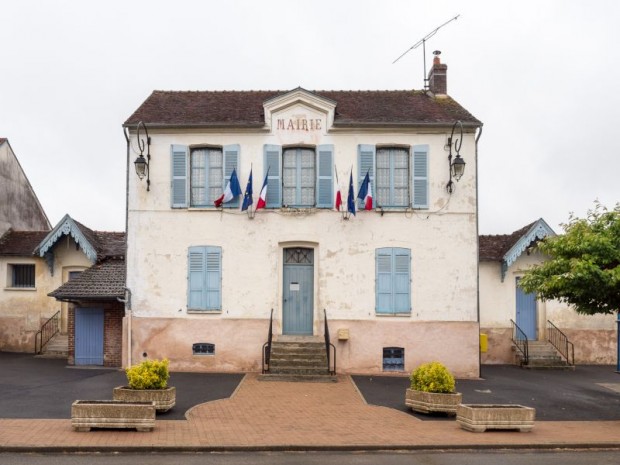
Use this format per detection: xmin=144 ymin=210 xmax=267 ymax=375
xmin=124 ymin=90 xmax=481 ymax=128
xmin=0 ymin=230 xmax=49 ymax=256
xmin=0 ymin=138 xmax=7 ymax=145
xmin=48 ymin=258 xmax=125 ymax=300
xmin=479 ymin=222 xmax=537 ymax=261
xmin=0 ymin=225 xmax=125 ymax=259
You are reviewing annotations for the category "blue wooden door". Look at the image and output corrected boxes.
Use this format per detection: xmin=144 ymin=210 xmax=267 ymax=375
xmin=75 ymin=308 xmax=104 ymax=365
xmin=516 ymin=278 xmax=537 ymax=339
xmin=283 ymin=248 xmax=314 ymax=335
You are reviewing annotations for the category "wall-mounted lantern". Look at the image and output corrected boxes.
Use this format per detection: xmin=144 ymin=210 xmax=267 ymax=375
xmin=446 ymin=120 xmax=466 ymax=194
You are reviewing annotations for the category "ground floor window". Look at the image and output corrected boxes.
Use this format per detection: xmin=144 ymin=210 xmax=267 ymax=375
xmin=9 ymin=264 xmax=35 ymax=288
xmin=383 ymin=347 xmax=405 ymax=371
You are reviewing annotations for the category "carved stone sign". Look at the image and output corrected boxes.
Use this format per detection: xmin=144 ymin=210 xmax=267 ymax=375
xmin=276 ymin=118 xmax=322 ymax=132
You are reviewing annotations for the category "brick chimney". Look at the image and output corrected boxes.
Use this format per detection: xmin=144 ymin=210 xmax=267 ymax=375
xmin=428 ymin=50 xmax=447 ymax=96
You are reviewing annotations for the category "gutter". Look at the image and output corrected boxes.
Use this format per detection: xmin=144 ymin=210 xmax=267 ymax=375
xmin=475 ymin=123 xmax=484 ymax=378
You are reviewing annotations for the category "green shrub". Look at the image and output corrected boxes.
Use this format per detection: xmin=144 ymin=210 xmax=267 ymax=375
xmin=410 ymin=361 xmax=455 ymax=393
xmin=125 ymin=358 xmax=170 ymax=390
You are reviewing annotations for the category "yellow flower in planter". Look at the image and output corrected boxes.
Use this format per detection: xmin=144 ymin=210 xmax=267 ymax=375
xmin=125 ymin=358 xmax=170 ymax=390
xmin=410 ymin=361 xmax=455 ymax=393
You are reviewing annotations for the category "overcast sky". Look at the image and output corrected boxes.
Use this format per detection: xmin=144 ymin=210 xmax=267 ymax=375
xmin=1 ymin=0 xmax=618 ymax=235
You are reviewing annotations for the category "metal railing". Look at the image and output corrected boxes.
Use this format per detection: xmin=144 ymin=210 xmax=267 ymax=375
xmin=34 ymin=311 xmax=60 ymax=354
xmin=324 ymin=309 xmax=336 ymax=375
xmin=547 ymin=320 xmax=575 ymax=366
xmin=510 ymin=319 xmax=529 ymax=366
xmin=262 ymin=309 xmax=274 ymax=374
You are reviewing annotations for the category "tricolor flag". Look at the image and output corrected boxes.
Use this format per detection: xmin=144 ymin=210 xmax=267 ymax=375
xmin=334 ymin=166 xmax=342 ymax=211
xmin=214 ymin=169 xmax=242 ymax=208
xmin=255 ymin=168 xmax=270 ymax=210
xmin=241 ymin=168 xmax=253 ymax=211
xmin=357 ymin=170 xmax=373 ymax=210
xmin=346 ymin=171 xmax=356 ymax=216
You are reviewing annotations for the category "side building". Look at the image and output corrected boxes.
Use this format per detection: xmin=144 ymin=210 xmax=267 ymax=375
xmin=479 ymin=219 xmax=617 ymax=365
xmin=123 ymin=57 xmax=483 ymax=377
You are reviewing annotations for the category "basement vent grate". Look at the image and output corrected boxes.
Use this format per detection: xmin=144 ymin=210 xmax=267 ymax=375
xmin=193 ymin=343 xmax=215 ymax=355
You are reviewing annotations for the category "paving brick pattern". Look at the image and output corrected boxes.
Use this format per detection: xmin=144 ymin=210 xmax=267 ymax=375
xmin=1 ymin=373 xmax=619 ymax=451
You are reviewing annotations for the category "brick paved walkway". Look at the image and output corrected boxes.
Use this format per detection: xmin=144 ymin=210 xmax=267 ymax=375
xmin=1 ymin=374 xmax=619 ymax=451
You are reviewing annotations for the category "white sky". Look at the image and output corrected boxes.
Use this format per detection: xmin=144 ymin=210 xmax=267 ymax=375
xmin=1 ymin=0 xmax=618 ymax=234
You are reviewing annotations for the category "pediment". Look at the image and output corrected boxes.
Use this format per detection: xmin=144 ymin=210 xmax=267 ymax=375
xmin=263 ymin=87 xmax=336 ymax=132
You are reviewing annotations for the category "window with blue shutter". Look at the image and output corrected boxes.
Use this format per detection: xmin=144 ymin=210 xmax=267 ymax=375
xmin=171 ymin=144 xmax=240 ymax=209
xmin=263 ymin=144 xmax=334 ymax=209
xmin=412 ymin=145 xmax=429 ymax=209
xmin=357 ymin=145 xmax=375 ymax=210
xmin=171 ymin=145 xmax=188 ymax=208
xmin=188 ymin=246 xmax=222 ymax=311
xmin=375 ymin=247 xmax=411 ymax=314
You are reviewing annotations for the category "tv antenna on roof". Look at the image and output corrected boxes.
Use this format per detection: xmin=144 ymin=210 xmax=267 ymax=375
xmin=393 ymin=14 xmax=460 ymax=90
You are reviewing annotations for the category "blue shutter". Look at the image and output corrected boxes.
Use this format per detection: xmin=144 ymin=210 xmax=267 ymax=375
xmin=358 ymin=145 xmax=375 ymax=209
xmin=171 ymin=145 xmax=188 ymax=208
xmin=316 ymin=144 xmax=334 ymax=208
xmin=412 ymin=145 xmax=429 ymax=209
xmin=188 ymin=246 xmax=222 ymax=311
xmin=188 ymin=247 xmax=206 ymax=309
xmin=205 ymin=246 xmax=222 ymax=310
xmin=264 ymin=144 xmax=282 ymax=208
xmin=375 ymin=247 xmax=411 ymax=314
xmin=375 ymin=248 xmax=393 ymax=314
xmin=223 ymin=145 xmax=240 ymax=208
xmin=393 ymin=248 xmax=411 ymax=313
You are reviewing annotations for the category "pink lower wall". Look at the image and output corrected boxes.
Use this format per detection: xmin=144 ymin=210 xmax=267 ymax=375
xmin=481 ymin=327 xmax=617 ymax=364
xmin=129 ymin=316 xmax=481 ymax=378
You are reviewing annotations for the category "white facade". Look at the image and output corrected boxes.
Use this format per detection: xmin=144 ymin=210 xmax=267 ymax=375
xmin=125 ymin=89 xmax=482 ymax=377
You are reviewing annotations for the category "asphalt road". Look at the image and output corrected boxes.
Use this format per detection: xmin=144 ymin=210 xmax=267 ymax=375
xmin=1 ymin=352 xmax=619 ymax=421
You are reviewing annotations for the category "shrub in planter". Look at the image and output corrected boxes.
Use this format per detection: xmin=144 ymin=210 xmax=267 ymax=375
xmin=405 ymin=361 xmax=461 ymax=415
xmin=126 ymin=358 xmax=170 ymax=390
xmin=410 ymin=361 xmax=455 ymax=393
xmin=113 ymin=359 xmax=175 ymax=413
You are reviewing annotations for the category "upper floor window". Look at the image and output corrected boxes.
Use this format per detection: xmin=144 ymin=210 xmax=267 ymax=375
xmin=9 ymin=264 xmax=35 ymax=288
xmin=359 ymin=145 xmax=428 ymax=209
xmin=264 ymin=144 xmax=333 ymax=209
xmin=170 ymin=144 xmax=239 ymax=208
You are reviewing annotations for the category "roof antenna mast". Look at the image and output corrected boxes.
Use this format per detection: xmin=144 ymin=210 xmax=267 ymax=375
xmin=393 ymin=15 xmax=460 ymax=90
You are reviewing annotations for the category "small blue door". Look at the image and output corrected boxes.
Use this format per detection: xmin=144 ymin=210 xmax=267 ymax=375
xmin=283 ymin=248 xmax=314 ymax=335
xmin=516 ymin=278 xmax=537 ymax=339
xmin=75 ymin=308 xmax=104 ymax=365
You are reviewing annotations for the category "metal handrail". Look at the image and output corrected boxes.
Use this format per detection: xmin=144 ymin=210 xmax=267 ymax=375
xmin=324 ymin=309 xmax=336 ymax=375
xmin=547 ymin=320 xmax=575 ymax=366
xmin=262 ymin=309 xmax=274 ymax=374
xmin=510 ymin=319 xmax=529 ymax=366
xmin=34 ymin=310 xmax=60 ymax=354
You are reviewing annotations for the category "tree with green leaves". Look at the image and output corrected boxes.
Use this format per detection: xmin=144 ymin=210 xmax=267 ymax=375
xmin=519 ymin=202 xmax=620 ymax=315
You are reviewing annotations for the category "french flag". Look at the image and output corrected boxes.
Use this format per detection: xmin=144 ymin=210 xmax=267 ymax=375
xmin=255 ymin=168 xmax=270 ymax=210
xmin=357 ymin=170 xmax=373 ymax=210
xmin=214 ymin=169 xmax=242 ymax=208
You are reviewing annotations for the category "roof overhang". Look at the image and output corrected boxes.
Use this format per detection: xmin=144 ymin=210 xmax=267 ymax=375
xmin=501 ymin=218 xmax=556 ymax=281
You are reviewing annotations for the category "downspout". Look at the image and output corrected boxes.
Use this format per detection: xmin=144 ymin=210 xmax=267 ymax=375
xmin=475 ymin=123 xmax=484 ymax=378
xmin=123 ymin=126 xmax=132 ymax=368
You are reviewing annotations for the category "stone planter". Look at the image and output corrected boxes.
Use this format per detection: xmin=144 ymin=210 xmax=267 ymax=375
xmin=112 ymin=386 xmax=176 ymax=413
xmin=405 ymin=388 xmax=462 ymax=415
xmin=71 ymin=400 xmax=155 ymax=432
xmin=456 ymin=404 xmax=536 ymax=432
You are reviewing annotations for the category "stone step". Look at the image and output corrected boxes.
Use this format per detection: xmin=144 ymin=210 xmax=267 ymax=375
xmin=258 ymin=374 xmax=338 ymax=383
xmin=269 ymin=357 xmax=327 ymax=367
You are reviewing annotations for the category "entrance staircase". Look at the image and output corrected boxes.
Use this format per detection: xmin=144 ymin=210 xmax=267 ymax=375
xmin=516 ymin=341 xmax=574 ymax=370
xmin=511 ymin=319 xmax=575 ymax=370
xmin=35 ymin=332 xmax=68 ymax=359
xmin=260 ymin=337 xmax=337 ymax=382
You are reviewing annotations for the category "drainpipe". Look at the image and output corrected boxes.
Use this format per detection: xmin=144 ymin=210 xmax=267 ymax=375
xmin=123 ymin=126 xmax=132 ymax=368
xmin=616 ymin=311 xmax=619 ymax=373
xmin=475 ymin=123 xmax=483 ymax=378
